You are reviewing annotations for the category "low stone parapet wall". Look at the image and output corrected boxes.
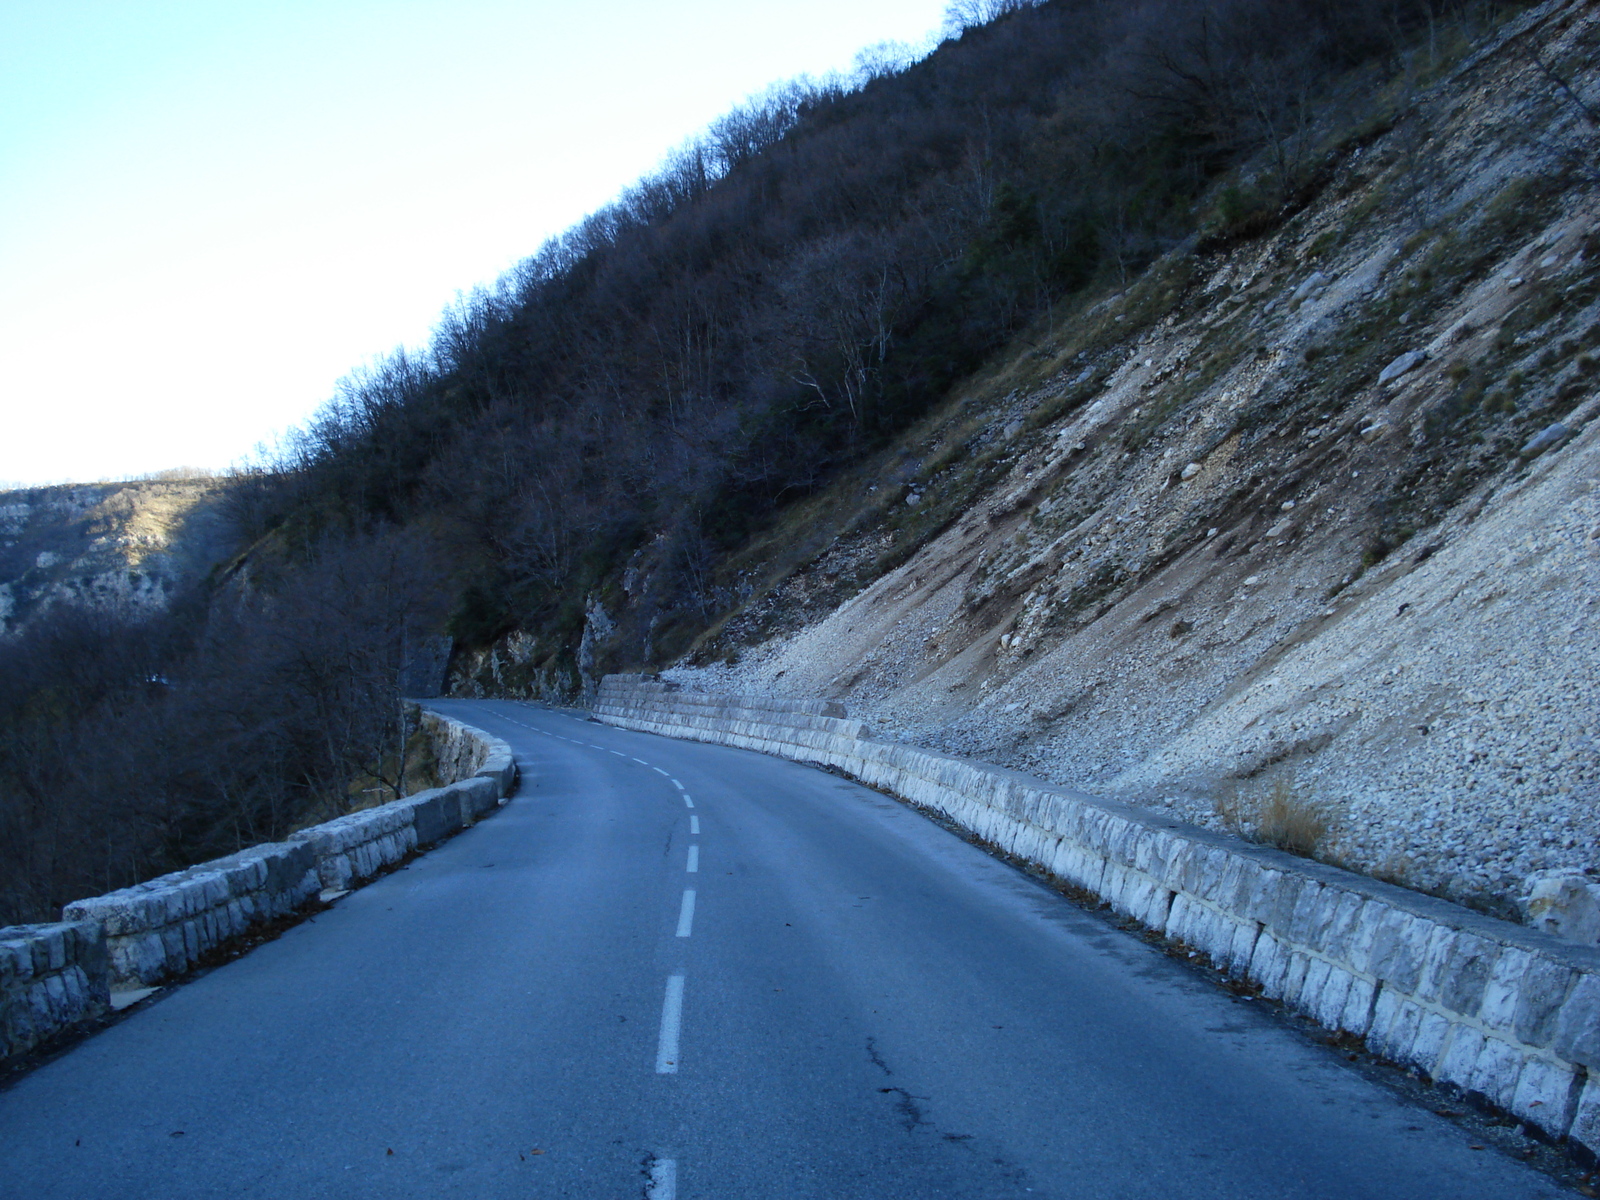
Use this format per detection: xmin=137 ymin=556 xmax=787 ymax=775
xmin=399 ymin=775 xmax=502 ymax=849
xmin=67 ymin=768 xmax=516 ymax=988
xmin=0 ymin=921 xmax=109 ymax=1061
xmin=63 ymin=842 xmax=321 ymax=987
xmin=288 ymin=771 xmax=507 ymax=896
xmin=423 ymin=710 xmax=517 ymax=794
xmin=594 ymin=673 xmax=1600 ymax=1158
xmin=0 ymin=712 xmax=518 ymax=1059
xmin=292 ymin=802 xmax=418 ymax=893
xmin=593 ymin=675 xmax=868 ymax=748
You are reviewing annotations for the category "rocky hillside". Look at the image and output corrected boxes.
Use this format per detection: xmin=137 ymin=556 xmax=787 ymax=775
xmin=0 ymin=479 xmax=237 ymax=636
xmin=665 ymin=0 xmax=1600 ymax=917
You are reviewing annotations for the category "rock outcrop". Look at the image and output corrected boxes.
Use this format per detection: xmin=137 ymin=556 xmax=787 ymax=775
xmin=0 ymin=479 xmax=237 ymax=636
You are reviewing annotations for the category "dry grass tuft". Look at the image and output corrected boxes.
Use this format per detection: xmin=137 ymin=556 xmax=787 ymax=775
xmin=1215 ymin=775 xmax=1337 ymax=859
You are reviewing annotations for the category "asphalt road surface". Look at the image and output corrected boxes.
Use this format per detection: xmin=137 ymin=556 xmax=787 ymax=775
xmin=0 ymin=699 xmax=1571 ymax=1198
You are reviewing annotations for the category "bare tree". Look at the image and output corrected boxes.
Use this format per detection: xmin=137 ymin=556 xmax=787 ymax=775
xmin=942 ymin=0 xmax=1044 ymax=41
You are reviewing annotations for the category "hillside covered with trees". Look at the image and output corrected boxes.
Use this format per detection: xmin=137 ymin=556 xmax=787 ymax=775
xmin=260 ymin=0 xmax=1499 ymax=676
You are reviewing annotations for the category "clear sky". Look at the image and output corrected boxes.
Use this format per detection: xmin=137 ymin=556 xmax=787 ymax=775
xmin=0 ymin=0 xmax=949 ymax=487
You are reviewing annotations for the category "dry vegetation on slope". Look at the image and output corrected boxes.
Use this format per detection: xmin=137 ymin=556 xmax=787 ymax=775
xmin=669 ymin=0 xmax=1600 ymax=917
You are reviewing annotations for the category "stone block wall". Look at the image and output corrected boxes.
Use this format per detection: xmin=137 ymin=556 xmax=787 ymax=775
xmin=290 ymin=803 xmax=418 ymax=893
xmin=62 ymin=842 xmax=320 ymax=987
xmin=295 ymin=718 xmax=515 ymax=893
xmin=595 ymin=674 xmax=1600 ymax=1157
xmin=401 ymin=775 xmax=502 ymax=848
xmin=0 ymin=921 xmax=109 ymax=1061
xmin=0 ymin=712 xmax=517 ymax=1059
xmin=423 ymin=710 xmax=518 ymax=791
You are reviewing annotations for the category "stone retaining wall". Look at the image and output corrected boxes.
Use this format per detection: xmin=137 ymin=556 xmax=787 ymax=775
xmin=595 ymin=674 xmax=1600 ymax=1157
xmin=294 ymin=801 xmax=419 ymax=894
xmin=0 ymin=712 xmax=517 ymax=1059
xmin=422 ymin=710 xmax=517 ymax=795
xmin=63 ymin=842 xmax=322 ymax=987
xmin=0 ymin=921 xmax=109 ymax=1061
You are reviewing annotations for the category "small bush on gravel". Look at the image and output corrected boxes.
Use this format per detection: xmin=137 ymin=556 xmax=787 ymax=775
xmin=1216 ymin=776 xmax=1337 ymax=859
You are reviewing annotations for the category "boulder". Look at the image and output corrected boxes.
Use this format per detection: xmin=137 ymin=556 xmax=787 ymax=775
xmin=1359 ymin=420 xmax=1390 ymax=441
xmin=1520 ymin=422 xmax=1574 ymax=459
xmin=1521 ymin=868 xmax=1600 ymax=945
xmin=1378 ymin=350 xmax=1426 ymax=385
xmin=1291 ymin=271 xmax=1329 ymax=304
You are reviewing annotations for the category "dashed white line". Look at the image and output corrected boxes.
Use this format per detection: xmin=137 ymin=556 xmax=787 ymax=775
xmin=683 ymin=795 xmax=694 ymax=808
xmin=670 ymin=779 xmax=684 ymax=790
xmin=686 ymin=845 xmax=699 ymax=873
xmin=653 ymin=767 xmax=671 ymax=777
xmin=656 ymin=975 xmax=685 ymax=1074
xmin=675 ymin=890 xmax=696 ymax=937
xmin=632 ymin=757 xmax=648 ymax=765
xmin=689 ymin=815 xmax=699 ymax=835
xmin=647 ymin=1158 xmax=677 ymax=1199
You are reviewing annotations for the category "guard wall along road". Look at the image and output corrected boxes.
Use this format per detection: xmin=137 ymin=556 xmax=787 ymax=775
xmin=593 ymin=673 xmax=1600 ymax=1157
xmin=0 ymin=713 xmax=515 ymax=1058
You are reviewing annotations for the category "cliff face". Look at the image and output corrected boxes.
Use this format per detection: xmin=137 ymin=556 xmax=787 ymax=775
xmin=668 ymin=0 xmax=1600 ymax=914
xmin=0 ymin=479 xmax=237 ymax=636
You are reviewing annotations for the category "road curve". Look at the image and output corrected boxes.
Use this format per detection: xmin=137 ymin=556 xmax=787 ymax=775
xmin=0 ymin=700 xmax=1568 ymax=1199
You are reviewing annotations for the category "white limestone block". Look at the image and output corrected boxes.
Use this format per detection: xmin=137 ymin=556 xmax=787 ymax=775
xmin=1318 ymin=890 xmax=1367 ymax=963
xmin=1511 ymin=1056 xmax=1579 ymax=1134
xmin=1367 ymin=989 xmax=1418 ymax=1061
xmin=1163 ymin=893 xmax=1200 ymax=947
xmin=1226 ymin=919 xmax=1260 ymax=975
xmin=1360 ymin=905 xmax=1430 ymax=993
xmin=1564 ymin=1075 xmax=1600 ymax=1157
xmin=1340 ymin=976 xmax=1378 ymax=1036
xmin=1552 ymin=972 xmax=1600 ymax=1070
xmin=1465 ymin=1035 xmax=1526 ymax=1112
xmin=1408 ymin=1010 xmax=1454 ymax=1075
xmin=1413 ymin=927 xmax=1462 ymax=1007
xmin=1280 ymin=950 xmax=1312 ymax=1007
xmin=1249 ymin=931 xmax=1286 ymax=995
xmin=1477 ymin=947 xmax=1532 ymax=1034
xmin=1511 ymin=956 xmax=1581 ymax=1050
xmin=1437 ymin=1027 xmax=1489 ymax=1093
xmin=1285 ymin=880 xmax=1329 ymax=946
xmin=1307 ymin=960 xmax=1351 ymax=1028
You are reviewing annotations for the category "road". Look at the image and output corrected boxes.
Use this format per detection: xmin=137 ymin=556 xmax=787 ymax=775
xmin=0 ymin=699 xmax=1570 ymax=1198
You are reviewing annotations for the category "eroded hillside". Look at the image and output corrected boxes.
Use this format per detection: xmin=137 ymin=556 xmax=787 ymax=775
xmin=667 ymin=0 xmax=1600 ymax=915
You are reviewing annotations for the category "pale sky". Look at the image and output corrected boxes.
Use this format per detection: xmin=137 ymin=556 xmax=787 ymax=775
xmin=0 ymin=0 xmax=949 ymax=487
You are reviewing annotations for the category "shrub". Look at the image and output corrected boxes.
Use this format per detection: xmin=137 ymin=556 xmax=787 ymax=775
xmin=1215 ymin=775 xmax=1337 ymax=858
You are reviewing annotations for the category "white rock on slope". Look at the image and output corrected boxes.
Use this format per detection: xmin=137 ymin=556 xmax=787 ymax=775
xmin=1522 ymin=869 xmax=1600 ymax=945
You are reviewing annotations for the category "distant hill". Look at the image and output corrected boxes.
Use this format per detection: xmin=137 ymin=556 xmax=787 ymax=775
xmin=0 ymin=479 xmax=237 ymax=637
